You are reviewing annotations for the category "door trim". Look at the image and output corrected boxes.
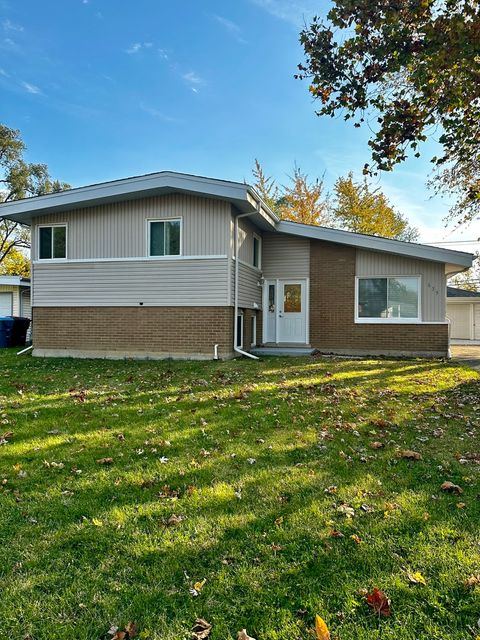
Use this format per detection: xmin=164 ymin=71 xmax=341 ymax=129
xmin=262 ymin=278 xmax=309 ymax=345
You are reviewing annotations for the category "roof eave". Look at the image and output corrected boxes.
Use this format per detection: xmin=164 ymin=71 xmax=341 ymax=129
xmin=276 ymin=220 xmax=474 ymax=270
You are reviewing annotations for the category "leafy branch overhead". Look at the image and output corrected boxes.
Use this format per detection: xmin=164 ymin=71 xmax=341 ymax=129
xmin=296 ymin=0 xmax=480 ymax=225
xmin=0 ymin=124 xmax=70 ymax=268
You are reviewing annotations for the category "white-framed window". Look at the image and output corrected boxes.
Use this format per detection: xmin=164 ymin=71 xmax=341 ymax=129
xmin=236 ymin=311 xmax=244 ymax=348
xmin=250 ymin=313 xmax=257 ymax=347
xmin=253 ymin=233 xmax=262 ymax=269
xmin=38 ymin=224 xmax=67 ymax=260
xmin=148 ymin=218 xmax=182 ymax=257
xmin=356 ymin=276 xmax=421 ymax=323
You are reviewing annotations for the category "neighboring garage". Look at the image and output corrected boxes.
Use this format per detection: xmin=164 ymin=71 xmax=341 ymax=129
xmin=0 ymin=276 xmax=31 ymax=318
xmin=447 ymin=286 xmax=480 ymax=341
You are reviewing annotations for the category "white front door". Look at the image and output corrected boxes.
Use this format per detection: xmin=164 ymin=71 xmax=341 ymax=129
xmin=278 ymin=280 xmax=307 ymax=343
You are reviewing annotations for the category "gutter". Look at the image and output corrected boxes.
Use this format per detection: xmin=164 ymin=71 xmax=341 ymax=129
xmin=234 ymin=208 xmax=259 ymax=360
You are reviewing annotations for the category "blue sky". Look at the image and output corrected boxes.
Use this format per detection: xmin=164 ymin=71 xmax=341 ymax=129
xmin=1 ymin=0 xmax=478 ymax=251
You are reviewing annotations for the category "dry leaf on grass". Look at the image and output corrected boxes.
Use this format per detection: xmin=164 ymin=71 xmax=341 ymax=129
xmin=237 ymin=630 xmax=256 ymax=640
xmin=407 ymin=571 xmax=426 ymax=585
xmin=366 ymin=587 xmax=391 ymax=616
xmin=191 ymin=618 xmax=212 ymax=639
xmin=440 ymin=481 xmax=463 ymax=495
xmin=314 ymin=614 xmax=330 ymax=640
xmin=464 ymin=576 xmax=480 ymax=587
xmin=399 ymin=450 xmax=422 ymax=460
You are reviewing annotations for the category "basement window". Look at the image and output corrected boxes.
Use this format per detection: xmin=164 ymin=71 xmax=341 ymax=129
xmin=38 ymin=225 xmax=67 ymax=260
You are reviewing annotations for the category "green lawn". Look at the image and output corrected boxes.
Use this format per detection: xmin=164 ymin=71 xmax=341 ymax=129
xmin=0 ymin=350 xmax=479 ymax=640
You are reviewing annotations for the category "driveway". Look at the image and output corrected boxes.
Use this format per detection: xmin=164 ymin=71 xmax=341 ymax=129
xmin=451 ymin=344 xmax=480 ymax=371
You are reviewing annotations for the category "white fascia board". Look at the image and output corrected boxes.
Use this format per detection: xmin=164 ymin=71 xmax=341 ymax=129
xmin=0 ymin=172 xmax=269 ymax=225
xmin=276 ymin=220 xmax=474 ymax=269
xmin=0 ymin=276 xmax=30 ymax=286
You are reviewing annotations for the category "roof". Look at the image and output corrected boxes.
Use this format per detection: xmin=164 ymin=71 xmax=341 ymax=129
xmin=0 ymin=170 xmax=473 ymax=270
xmin=0 ymin=170 xmax=279 ymax=231
xmin=277 ymin=220 xmax=473 ymax=270
xmin=0 ymin=276 xmax=31 ymax=287
xmin=447 ymin=286 xmax=480 ymax=298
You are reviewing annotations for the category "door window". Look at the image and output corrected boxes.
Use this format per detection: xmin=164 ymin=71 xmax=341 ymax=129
xmin=283 ymin=284 xmax=302 ymax=313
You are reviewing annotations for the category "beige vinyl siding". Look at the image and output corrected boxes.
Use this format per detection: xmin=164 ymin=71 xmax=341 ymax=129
xmin=237 ymin=216 xmax=257 ymax=264
xmin=31 ymin=194 xmax=231 ymax=260
xmin=356 ymin=249 xmax=446 ymax=322
xmin=20 ymin=288 xmax=31 ymax=318
xmin=0 ymin=285 xmax=20 ymax=315
xmin=262 ymin=233 xmax=310 ymax=279
xmin=32 ymin=259 xmax=229 ymax=307
xmin=234 ymin=261 xmax=262 ymax=309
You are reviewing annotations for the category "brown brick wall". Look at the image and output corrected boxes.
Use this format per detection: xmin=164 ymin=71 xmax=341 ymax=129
xmin=33 ymin=306 xmax=234 ymax=359
xmin=309 ymin=240 xmax=449 ymax=356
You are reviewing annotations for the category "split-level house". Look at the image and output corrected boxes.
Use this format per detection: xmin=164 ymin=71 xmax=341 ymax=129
xmin=0 ymin=171 xmax=473 ymax=360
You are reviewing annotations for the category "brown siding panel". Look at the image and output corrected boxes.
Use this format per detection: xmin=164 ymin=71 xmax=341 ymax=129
xmin=33 ymin=307 xmax=234 ymax=360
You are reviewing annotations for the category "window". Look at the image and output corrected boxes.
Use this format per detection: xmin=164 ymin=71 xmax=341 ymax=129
xmin=357 ymin=277 xmax=420 ymax=322
xmin=149 ymin=219 xmax=181 ymax=256
xmin=38 ymin=225 xmax=66 ymax=260
xmin=253 ymin=234 xmax=261 ymax=268
xmin=284 ymin=284 xmax=302 ymax=313
xmin=250 ymin=313 xmax=257 ymax=346
xmin=236 ymin=312 xmax=244 ymax=348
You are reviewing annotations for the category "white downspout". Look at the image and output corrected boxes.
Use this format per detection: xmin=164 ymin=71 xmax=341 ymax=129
xmin=234 ymin=211 xmax=259 ymax=360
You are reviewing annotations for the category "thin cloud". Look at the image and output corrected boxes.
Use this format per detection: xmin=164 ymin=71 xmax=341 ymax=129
xmin=183 ymin=71 xmax=203 ymax=86
xmin=21 ymin=81 xmax=41 ymax=94
xmin=2 ymin=18 xmax=24 ymax=32
xmin=125 ymin=42 xmax=152 ymax=54
xmin=213 ymin=15 xmax=247 ymax=44
xmin=250 ymin=0 xmax=318 ymax=26
xmin=140 ymin=102 xmax=181 ymax=123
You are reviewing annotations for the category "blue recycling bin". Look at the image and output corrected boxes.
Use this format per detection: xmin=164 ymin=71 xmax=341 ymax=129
xmin=0 ymin=316 xmax=15 ymax=348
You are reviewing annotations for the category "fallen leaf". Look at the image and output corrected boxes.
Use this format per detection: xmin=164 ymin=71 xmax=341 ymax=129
xmin=125 ymin=622 xmax=137 ymax=638
xmin=191 ymin=618 xmax=212 ymax=639
xmin=96 ymin=457 xmax=113 ymax=465
xmin=400 ymin=450 xmax=422 ymax=460
xmin=366 ymin=587 xmax=391 ymax=616
xmin=440 ymin=481 xmax=463 ymax=495
xmin=193 ymin=578 xmax=206 ymax=592
xmin=237 ymin=630 xmax=256 ymax=640
xmin=464 ymin=576 xmax=480 ymax=587
xmin=407 ymin=571 xmax=426 ymax=585
xmin=314 ymin=614 xmax=330 ymax=640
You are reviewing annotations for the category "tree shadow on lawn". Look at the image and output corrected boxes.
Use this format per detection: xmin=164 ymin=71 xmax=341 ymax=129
xmin=0 ymin=355 xmax=479 ymax=638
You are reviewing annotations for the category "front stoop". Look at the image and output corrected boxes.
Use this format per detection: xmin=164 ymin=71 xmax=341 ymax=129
xmin=251 ymin=346 xmax=315 ymax=357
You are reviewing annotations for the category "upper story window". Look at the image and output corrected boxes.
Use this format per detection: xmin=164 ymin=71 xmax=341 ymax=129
xmin=149 ymin=219 xmax=181 ymax=257
xmin=38 ymin=225 xmax=67 ymax=260
xmin=253 ymin=233 xmax=262 ymax=268
xmin=357 ymin=276 xmax=420 ymax=322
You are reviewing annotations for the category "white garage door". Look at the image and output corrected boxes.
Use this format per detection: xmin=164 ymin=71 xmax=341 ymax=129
xmin=0 ymin=292 xmax=13 ymax=316
xmin=448 ymin=304 xmax=472 ymax=340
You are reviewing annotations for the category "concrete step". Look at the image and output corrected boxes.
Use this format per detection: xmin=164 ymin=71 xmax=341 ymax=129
xmin=251 ymin=347 xmax=315 ymax=357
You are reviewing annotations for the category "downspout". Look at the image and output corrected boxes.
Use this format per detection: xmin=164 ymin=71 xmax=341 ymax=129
xmin=234 ymin=210 xmax=259 ymax=360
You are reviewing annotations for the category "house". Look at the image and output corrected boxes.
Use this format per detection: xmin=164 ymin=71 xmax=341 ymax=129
xmin=0 ymin=275 xmax=31 ymax=318
xmin=0 ymin=171 xmax=473 ymax=360
xmin=447 ymin=286 xmax=480 ymax=342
